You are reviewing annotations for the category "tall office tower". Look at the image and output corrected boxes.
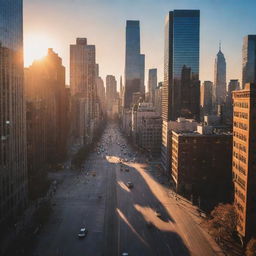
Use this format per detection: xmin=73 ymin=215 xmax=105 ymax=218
xmin=124 ymin=20 xmax=145 ymax=108
xmin=161 ymin=10 xmax=200 ymax=172
xmin=233 ymin=83 xmax=256 ymax=241
xmin=0 ymin=0 xmax=28 ymax=225
xmin=106 ymin=75 xmax=117 ymax=111
xmin=70 ymin=38 xmax=96 ymax=116
xmin=120 ymin=76 xmax=124 ymax=107
xmin=213 ymin=43 xmax=227 ymax=109
xmin=96 ymin=77 xmax=105 ymax=110
xmin=224 ymin=79 xmax=240 ymax=125
xmin=70 ymin=38 xmax=97 ymax=143
xmin=25 ymin=49 xmax=69 ymax=163
xmin=200 ymin=81 xmax=213 ymax=116
xmin=148 ymin=69 xmax=158 ymax=104
xmin=155 ymin=82 xmax=163 ymax=115
xmin=95 ymin=63 xmax=99 ymax=77
xmin=242 ymin=35 xmax=256 ymax=89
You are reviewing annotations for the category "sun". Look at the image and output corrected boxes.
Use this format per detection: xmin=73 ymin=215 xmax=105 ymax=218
xmin=24 ymin=34 xmax=55 ymax=67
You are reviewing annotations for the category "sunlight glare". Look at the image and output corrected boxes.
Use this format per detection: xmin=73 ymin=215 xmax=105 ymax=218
xmin=24 ymin=34 xmax=55 ymax=67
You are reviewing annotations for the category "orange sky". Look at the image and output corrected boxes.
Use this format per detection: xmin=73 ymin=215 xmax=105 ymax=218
xmin=24 ymin=0 xmax=255 ymax=89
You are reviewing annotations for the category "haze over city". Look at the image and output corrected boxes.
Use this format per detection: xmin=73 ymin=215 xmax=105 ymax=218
xmin=24 ymin=0 xmax=256 ymax=86
xmin=1 ymin=0 xmax=256 ymax=255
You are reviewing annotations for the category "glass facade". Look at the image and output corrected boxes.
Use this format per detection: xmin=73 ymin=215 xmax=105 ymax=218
xmin=242 ymin=35 xmax=256 ymax=89
xmin=173 ymin=11 xmax=199 ymax=80
xmin=161 ymin=10 xmax=200 ymax=173
xmin=0 ymin=0 xmax=27 ymax=225
xmin=162 ymin=10 xmax=200 ymax=121
xmin=124 ymin=20 xmax=145 ymax=108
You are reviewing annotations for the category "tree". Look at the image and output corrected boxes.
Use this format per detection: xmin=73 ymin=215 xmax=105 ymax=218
xmin=207 ymin=203 xmax=237 ymax=242
xmin=246 ymin=238 xmax=256 ymax=256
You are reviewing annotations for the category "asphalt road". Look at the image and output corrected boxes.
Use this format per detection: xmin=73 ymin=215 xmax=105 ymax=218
xmin=33 ymin=122 xmax=219 ymax=256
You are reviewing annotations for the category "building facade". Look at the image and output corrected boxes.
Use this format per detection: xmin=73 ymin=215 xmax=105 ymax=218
xmin=162 ymin=10 xmax=200 ymax=172
xmin=154 ymin=82 xmax=163 ymax=115
xmin=25 ymin=49 xmax=70 ymax=164
xmin=148 ymin=68 xmax=157 ymax=104
xmin=132 ymin=103 xmax=162 ymax=155
xmin=242 ymin=35 xmax=256 ymax=89
xmin=106 ymin=75 xmax=117 ymax=113
xmin=96 ymin=76 xmax=106 ymax=113
xmin=224 ymin=79 xmax=240 ymax=125
xmin=213 ymin=44 xmax=227 ymax=110
xmin=0 ymin=0 xmax=28 ymax=226
xmin=172 ymin=125 xmax=232 ymax=209
xmin=200 ymin=81 xmax=213 ymax=117
xmin=70 ymin=38 xmax=97 ymax=144
xmin=233 ymin=83 xmax=256 ymax=240
xmin=124 ymin=20 xmax=145 ymax=108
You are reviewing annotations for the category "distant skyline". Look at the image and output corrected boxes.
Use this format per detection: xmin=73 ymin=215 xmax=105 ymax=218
xmin=24 ymin=0 xmax=256 ymax=89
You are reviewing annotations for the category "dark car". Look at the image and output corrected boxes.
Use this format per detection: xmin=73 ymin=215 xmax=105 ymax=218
xmin=126 ymin=182 xmax=133 ymax=189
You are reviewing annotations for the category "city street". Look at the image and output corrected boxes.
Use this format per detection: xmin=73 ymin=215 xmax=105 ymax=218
xmin=33 ymin=123 xmax=220 ymax=256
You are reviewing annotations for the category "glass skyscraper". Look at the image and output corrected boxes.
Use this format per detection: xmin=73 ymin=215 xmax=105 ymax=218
xmin=162 ymin=10 xmax=200 ymax=122
xmin=242 ymin=35 xmax=256 ymax=89
xmin=162 ymin=10 xmax=200 ymax=173
xmin=124 ymin=20 xmax=145 ymax=108
xmin=0 ymin=0 xmax=27 ymax=226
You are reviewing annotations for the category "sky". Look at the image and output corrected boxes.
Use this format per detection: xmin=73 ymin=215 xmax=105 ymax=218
xmin=24 ymin=0 xmax=256 ymax=90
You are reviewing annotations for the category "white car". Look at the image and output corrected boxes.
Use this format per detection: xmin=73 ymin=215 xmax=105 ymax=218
xmin=122 ymin=253 xmax=129 ymax=256
xmin=78 ymin=227 xmax=88 ymax=238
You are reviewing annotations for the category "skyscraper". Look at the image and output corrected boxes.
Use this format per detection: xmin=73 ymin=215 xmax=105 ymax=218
xmin=242 ymin=35 xmax=256 ymax=89
xmin=70 ymin=38 xmax=97 ymax=144
xmin=148 ymin=69 xmax=157 ymax=104
xmin=25 ymin=49 xmax=69 ymax=163
xmin=161 ymin=10 xmax=200 ymax=172
xmin=224 ymin=79 xmax=240 ymax=124
xmin=233 ymin=83 xmax=256 ymax=241
xmin=0 ymin=0 xmax=28 ymax=225
xmin=96 ymin=77 xmax=105 ymax=110
xmin=200 ymin=81 xmax=213 ymax=116
xmin=155 ymin=82 xmax=163 ymax=115
xmin=106 ymin=75 xmax=117 ymax=111
xmin=213 ymin=43 xmax=227 ymax=109
xmin=124 ymin=20 xmax=145 ymax=108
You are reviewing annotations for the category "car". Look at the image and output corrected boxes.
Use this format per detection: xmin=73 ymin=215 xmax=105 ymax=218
xmin=126 ymin=182 xmax=133 ymax=188
xmin=155 ymin=210 xmax=161 ymax=218
xmin=122 ymin=253 xmax=129 ymax=256
xmin=78 ymin=227 xmax=88 ymax=238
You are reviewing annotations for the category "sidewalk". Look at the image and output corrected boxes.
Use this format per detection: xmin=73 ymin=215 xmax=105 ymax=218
xmin=148 ymin=161 xmax=226 ymax=256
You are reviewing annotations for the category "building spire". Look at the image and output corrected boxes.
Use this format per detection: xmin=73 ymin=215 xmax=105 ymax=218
xmin=219 ymin=41 xmax=221 ymax=52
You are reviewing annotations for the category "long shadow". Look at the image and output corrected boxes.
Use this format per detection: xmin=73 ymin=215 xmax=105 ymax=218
xmin=105 ymin=156 xmax=192 ymax=255
xmin=117 ymin=161 xmax=175 ymax=223
xmin=104 ymin=124 xmax=217 ymax=255
xmin=113 ymin=161 xmax=191 ymax=255
xmin=117 ymin=206 xmax=190 ymax=256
